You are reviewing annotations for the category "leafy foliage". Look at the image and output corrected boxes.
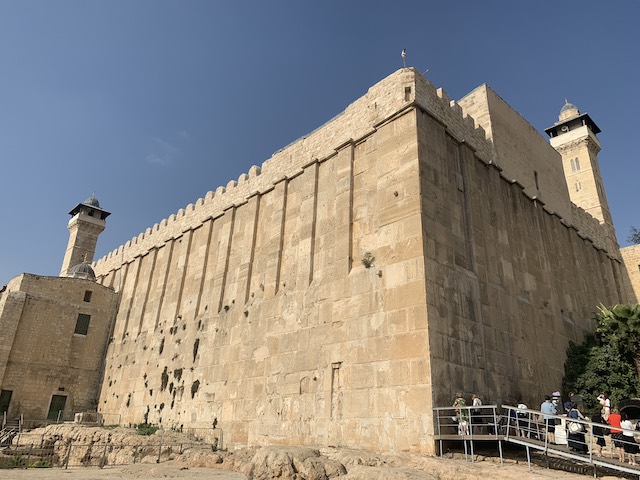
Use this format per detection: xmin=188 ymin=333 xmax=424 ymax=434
xmin=596 ymin=304 xmax=640 ymax=380
xmin=136 ymin=422 xmax=159 ymax=436
xmin=9 ymin=455 xmax=26 ymax=467
xmin=628 ymin=226 xmax=640 ymax=244
xmin=563 ymin=304 xmax=640 ymax=411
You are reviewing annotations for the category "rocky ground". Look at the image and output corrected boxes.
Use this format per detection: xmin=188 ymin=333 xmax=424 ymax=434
xmin=0 ymin=424 xmax=632 ymax=479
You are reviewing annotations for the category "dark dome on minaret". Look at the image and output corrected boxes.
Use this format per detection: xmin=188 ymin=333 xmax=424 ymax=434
xmin=68 ymin=261 xmax=97 ymax=281
xmin=559 ymin=101 xmax=580 ymax=121
xmin=83 ymin=194 xmax=100 ymax=208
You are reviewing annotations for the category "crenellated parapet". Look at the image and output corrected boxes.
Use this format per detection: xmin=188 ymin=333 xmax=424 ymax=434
xmin=92 ymin=67 xmax=617 ymax=277
xmin=570 ymin=204 xmax=611 ymax=253
xmin=93 ymin=69 xmax=495 ymax=276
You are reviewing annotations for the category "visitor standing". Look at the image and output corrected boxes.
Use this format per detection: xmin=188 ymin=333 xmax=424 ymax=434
xmin=540 ymin=395 xmax=557 ymax=444
xmin=608 ymin=407 xmax=625 ymax=462
xmin=471 ymin=393 xmax=483 ymax=434
xmin=566 ymin=402 xmax=587 ymax=453
xmin=598 ymin=392 xmax=611 ymax=421
xmin=591 ymin=409 xmax=607 ymax=457
xmin=621 ymin=412 xmax=638 ymax=465
xmin=517 ymin=401 xmax=530 ymax=438
xmin=452 ymin=392 xmax=469 ymax=435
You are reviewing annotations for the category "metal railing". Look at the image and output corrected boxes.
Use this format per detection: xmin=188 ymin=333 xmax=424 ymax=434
xmin=2 ymin=428 xmax=221 ymax=469
xmin=434 ymin=403 xmax=640 ymax=478
xmin=433 ymin=404 xmax=504 ymax=462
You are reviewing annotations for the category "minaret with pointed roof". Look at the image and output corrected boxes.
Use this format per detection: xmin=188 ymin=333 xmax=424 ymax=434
xmin=545 ymin=101 xmax=618 ymax=254
xmin=60 ymin=194 xmax=111 ymax=277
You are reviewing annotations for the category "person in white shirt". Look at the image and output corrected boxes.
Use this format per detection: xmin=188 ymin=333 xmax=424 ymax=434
xmin=471 ymin=393 xmax=483 ymax=434
xmin=620 ymin=413 xmax=638 ymax=465
xmin=597 ymin=392 xmax=611 ymax=422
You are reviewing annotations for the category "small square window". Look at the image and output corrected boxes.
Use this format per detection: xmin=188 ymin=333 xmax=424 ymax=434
xmin=74 ymin=314 xmax=91 ymax=335
xmin=83 ymin=290 xmax=92 ymax=302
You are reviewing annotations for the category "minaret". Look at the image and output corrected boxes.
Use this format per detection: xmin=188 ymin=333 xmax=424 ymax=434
xmin=545 ymin=101 xmax=618 ymax=254
xmin=60 ymin=194 xmax=111 ymax=277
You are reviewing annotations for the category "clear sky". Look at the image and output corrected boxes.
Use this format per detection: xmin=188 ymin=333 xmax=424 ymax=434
xmin=1 ymin=1 xmax=639 ymax=286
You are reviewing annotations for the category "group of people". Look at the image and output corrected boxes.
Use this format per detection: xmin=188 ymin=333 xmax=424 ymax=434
xmin=451 ymin=391 xmax=640 ymax=466
xmin=452 ymin=392 xmax=482 ymax=435
xmin=539 ymin=391 xmax=639 ymax=465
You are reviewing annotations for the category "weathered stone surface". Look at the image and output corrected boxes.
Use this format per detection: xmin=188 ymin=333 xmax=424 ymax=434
xmin=0 ymin=274 xmax=117 ymax=421
xmin=1 ymin=425 xmax=622 ymax=480
xmin=621 ymin=244 xmax=640 ymax=303
xmin=87 ymin=69 xmax=630 ymax=455
xmin=246 ymin=446 xmax=346 ymax=480
xmin=4 ymin=68 xmax=636 ymax=460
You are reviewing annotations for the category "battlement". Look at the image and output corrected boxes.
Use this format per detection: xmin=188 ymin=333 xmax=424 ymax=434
xmin=93 ymin=68 xmax=615 ymax=275
xmin=94 ymin=69 xmax=497 ymax=274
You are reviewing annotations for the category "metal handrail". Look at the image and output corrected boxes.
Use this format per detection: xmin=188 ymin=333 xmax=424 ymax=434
xmin=434 ymin=403 xmax=640 ymax=477
xmin=433 ymin=404 xmax=504 ymax=463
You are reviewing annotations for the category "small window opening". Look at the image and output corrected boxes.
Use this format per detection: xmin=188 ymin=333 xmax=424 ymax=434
xmin=575 ymin=180 xmax=582 ymax=192
xmin=534 ymin=171 xmax=540 ymax=191
xmin=570 ymin=158 xmax=581 ymax=172
xmin=83 ymin=290 xmax=92 ymax=302
xmin=404 ymin=86 xmax=411 ymax=101
xmin=75 ymin=314 xmax=91 ymax=335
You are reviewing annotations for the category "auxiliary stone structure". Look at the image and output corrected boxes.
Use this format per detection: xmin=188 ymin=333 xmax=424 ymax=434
xmin=0 ymin=195 xmax=117 ymax=424
xmin=1 ymin=68 xmax=638 ymax=454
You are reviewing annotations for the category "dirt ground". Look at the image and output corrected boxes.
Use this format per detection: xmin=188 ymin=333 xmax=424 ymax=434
xmin=2 ymin=455 xmax=628 ymax=480
xmin=1 ymin=424 xmax=631 ymax=480
xmin=2 ymin=464 xmax=243 ymax=479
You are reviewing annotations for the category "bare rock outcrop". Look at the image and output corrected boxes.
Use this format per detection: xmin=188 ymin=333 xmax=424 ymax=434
xmin=246 ymin=446 xmax=346 ymax=480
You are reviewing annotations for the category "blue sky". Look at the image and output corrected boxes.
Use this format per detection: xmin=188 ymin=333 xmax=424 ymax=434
xmin=1 ymin=1 xmax=639 ymax=286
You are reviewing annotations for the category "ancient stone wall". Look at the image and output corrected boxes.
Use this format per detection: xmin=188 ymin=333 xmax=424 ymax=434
xmin=416 ymin=110 xmax=624 ymax=409
xmin=97 ymin=105 xmax=432 ymax=452
xmin=92 ymin=69 xmax=426 ymax=276
xmin=0 ymin=274 xmax=117 ymax=420
xmin=621 ymin=244 xmax=640 ymax=303
xmin=570 ymin=204 xmax=611 ymax=253
xmin=93 ymin=68 xmax=626 ymax=455
xmin=458 ymin=85 xmax=573 ymax=222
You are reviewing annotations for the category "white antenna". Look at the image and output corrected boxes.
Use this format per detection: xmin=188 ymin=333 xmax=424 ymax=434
xmin=401 ymin=49 xmax=407 ymax=68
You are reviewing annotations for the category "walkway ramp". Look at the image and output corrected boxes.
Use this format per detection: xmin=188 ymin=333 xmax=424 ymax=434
xmin=433 ymin=404 xmax=640 ymax=478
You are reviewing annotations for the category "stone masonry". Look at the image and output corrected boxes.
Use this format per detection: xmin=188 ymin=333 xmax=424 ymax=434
xmin=0 ymin=273 xmax=117 ymax=421
xmin=621 ymin=244 xmax=640 ymax=302
xmin=90 ymin=69 xmax=631 ymax=455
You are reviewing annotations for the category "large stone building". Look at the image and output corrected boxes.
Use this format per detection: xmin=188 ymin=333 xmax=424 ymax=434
xmin=0 ymin=196 xmax=117 ymax=424
xmin=1 ymin=68 xmax=638 ymax=453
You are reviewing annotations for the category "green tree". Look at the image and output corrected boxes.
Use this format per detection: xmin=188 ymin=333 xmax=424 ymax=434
xmin=628 ymin=226 xmax=640 ymax=244
xmin=563 ymin=304 xmax=640 ymax=410
xmin=596 ymin=304 xmax=640 ymax=381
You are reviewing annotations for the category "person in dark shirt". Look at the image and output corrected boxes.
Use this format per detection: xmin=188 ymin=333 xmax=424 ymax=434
xmin=591 ymin=409 xmax=607 ymax=456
